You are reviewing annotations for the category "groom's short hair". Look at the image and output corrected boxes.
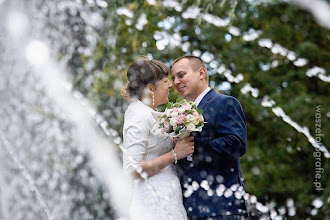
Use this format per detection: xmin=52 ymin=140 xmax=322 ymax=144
xmin=172 ymin=55 xmax=208 ymax=82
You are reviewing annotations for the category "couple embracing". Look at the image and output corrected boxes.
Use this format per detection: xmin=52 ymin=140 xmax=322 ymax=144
xmin=121 ymin=55 xmax=249 ymax=220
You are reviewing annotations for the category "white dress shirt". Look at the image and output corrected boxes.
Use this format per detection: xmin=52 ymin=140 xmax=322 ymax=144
xmin=194 ymin=87 xmax=211 ymax=106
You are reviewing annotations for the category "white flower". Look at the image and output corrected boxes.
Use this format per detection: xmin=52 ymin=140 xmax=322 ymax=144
xmin=193 ymin=117 xmax=200 ymax=125
xmin=170 ymin=111 xmax=179 ymax=117
xmin=182 ymin=103 xmax=192 ymax=110
xmin=170 ymin=118 xmax=177 ymax=126
xmin=186 ymin=123 xmax=196 ymax=131
xmin=186 ymin=114 xmax=195 ymax=122
xmin=178 ymin=107 xmax=185 ymax=114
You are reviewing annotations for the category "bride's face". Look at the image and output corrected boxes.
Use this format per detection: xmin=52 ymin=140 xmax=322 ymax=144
xmin=154 ymin=77 xmax=173 ymax=107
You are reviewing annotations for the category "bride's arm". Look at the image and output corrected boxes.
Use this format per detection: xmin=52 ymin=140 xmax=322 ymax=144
xmin=130 ymin=137 xmax=194 ymax=179
xmin=122 ymin=109 xmax=194 ymax=179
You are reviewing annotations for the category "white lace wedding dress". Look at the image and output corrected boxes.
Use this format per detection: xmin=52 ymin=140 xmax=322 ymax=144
xmin=122 ymin=100 xmax=187 ymax=220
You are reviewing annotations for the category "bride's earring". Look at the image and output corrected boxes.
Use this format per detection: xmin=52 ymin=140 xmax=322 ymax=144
xmin=152 ymin=92 xmax=155 ymax=106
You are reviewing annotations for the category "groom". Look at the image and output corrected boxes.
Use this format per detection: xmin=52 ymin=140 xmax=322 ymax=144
xmin=171 ymin=55 xmax=249 ymax=220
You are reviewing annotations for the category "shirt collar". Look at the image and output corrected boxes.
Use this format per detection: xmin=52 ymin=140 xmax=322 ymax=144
xmin=194 ymin=87 xmax=211 ymax=106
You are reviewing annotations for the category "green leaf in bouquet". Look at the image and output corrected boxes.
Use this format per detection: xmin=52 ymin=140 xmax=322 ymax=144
xmin=174 ymin=128 xmax=180 ymax=135
xmin=174 ymin=125 xmax=183 ymax=135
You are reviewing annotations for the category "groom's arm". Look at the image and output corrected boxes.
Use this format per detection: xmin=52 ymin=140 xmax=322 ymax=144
xmin=194 ymin=96 xmax=247 ymax=159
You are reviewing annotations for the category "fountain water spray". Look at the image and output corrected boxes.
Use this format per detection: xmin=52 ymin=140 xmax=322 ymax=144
xmin=1 ymin=0 xmax=131 ymax=218
xmin=0 ymin=136 xmax=54 ymax=220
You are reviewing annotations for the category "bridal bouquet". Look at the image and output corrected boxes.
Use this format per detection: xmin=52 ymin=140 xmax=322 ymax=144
xmin=157 ymin=99 xmax=204 ymax=139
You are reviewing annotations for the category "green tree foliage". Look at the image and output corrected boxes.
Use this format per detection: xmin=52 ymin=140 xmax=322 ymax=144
xmin=64 ymin=0 xmax=329 ymax=219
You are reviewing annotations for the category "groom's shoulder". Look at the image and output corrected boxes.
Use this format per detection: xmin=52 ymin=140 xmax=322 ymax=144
xmin=211 ymin=92 xmax=242 ymax=106
xmin=212 ymin=91 xmax=236 ymax=101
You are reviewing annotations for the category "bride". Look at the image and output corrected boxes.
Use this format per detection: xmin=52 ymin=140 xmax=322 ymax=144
xmin=121 ymin=58 xmax=194 ymax=220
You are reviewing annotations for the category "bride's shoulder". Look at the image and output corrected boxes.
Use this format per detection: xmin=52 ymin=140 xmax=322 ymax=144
xmin=124 ymin=100 xmax=152 ymax=120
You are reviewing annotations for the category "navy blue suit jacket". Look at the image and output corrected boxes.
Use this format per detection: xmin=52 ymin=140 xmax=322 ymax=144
xmin=177 ymin=89 xmax=248 ymax=219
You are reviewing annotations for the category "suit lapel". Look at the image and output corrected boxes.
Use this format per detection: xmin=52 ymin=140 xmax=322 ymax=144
xmin=197 ymin=88 xmax=217 ymax=110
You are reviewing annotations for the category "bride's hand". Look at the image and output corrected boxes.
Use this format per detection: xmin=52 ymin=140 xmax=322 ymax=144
xmin=173 ymin=136 xmax=194 ymax=160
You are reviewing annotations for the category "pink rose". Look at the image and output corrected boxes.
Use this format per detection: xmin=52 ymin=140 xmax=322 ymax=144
xmin=193 ymin=111 xmax=199 ymax=117
xmin=182 ymin=104 xmax=191 ymax=110
xmin=172 ymin=107 xmax=179 ymax=112
xmin=177 ymin=115 xmax=185 ymax=124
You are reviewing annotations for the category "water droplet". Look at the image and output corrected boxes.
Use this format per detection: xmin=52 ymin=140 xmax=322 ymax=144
xmin=200 ymin=170 xmax=207 ymax=178
xmin=250 ymin=195 xmax=257 ymax=203
xmin=216 ymin=175 xmax=223 ymax=183
xmin=224 ymin=189 xmax=233 ymax=198
xmin=252 ymin=167 xmax=260 ymax=175
xmin=286 ymin=198 xmax=294 ymax=208
xmin=200 ymin=180 xmax=209 ymax=190
xmin=310 ymin=208 xmax=318 ymax=216
xmin=192 ymin=181 xmax=199 ymax=191
xmin=312 ymin=197 xmax=323 ymax=209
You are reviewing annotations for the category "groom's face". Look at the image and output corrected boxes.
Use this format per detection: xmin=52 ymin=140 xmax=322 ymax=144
xmin=171 ymin=58 xmax=202 ymax=101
